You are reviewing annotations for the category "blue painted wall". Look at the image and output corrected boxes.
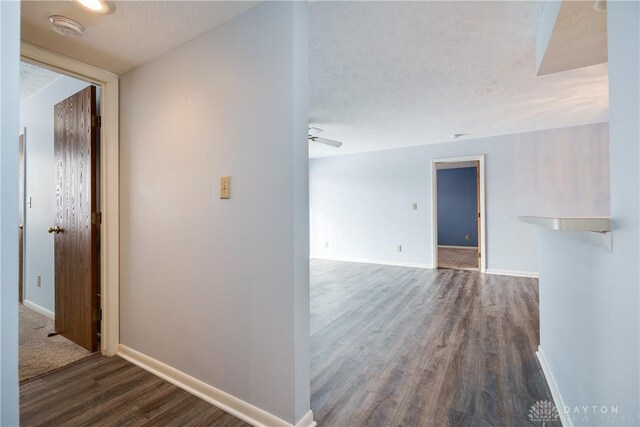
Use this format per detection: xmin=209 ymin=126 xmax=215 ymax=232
xmin=437 ymin=167 xmax=478 ymax=247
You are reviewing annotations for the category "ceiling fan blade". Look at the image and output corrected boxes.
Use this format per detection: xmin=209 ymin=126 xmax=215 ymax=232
xmin=313 ymin=137 xmax=343 ymax=148
xmin=308 ymin=127 xmax=323 ymax=136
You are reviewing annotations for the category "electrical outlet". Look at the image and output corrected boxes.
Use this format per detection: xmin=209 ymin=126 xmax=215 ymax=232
xmin=36 ymin=274 xmax=41 ymax=287
xmin=324 ymin=241 xmax=329 ymax=248
xmin=465 ymin=235 xmax=470 ymax=241
xmin=397 ymin=245 xmax=402 ymax=252
xmin=220 ymin=176 xmax=231 ymax=199
xmin=412 ymin=203 xmax=418 ymax=210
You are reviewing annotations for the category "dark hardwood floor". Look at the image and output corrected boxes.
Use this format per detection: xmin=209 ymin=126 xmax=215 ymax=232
xmin=438 ymin=246 xmax=479 ymax=271
xmin=20 ymin=260 xmax=555 ymax=427
xmin=20 ymin=354 xmax=248 ymax=427
xmin=310 ymin=259 xmax=558 ymax=426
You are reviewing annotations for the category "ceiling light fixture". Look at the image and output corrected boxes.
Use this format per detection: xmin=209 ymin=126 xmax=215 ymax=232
xmin=594 ymin=0 xmax=607 ymax=12
xmin=72 ymin=0 xmax=116 ymax=15
xmin=49 ymin=16 xmax=84 ymax=38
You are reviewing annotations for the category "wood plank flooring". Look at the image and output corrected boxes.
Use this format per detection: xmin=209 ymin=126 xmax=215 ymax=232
xmin=20 ymin=354 xmax=248 ymax=427
xmin=438 ymin=246 xmax=479 ymax=270
xmin=310 ymin=259 xmax=558 ymax=426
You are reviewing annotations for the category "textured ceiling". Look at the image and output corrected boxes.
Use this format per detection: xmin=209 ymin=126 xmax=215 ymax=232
xmin=20 ymin=61 xmax=62 ymax=102
xmin=21 ymin=1 xmax=261 ymax=74
xmin=537 ymin=1 xmax=608 ymax=75
xmin=309 ymin=1 xmax=609 ymax=158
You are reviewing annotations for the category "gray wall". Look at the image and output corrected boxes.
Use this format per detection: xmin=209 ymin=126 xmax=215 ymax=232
xmin=310 ymin=122 xmax=610 ymax=275
xmin=119 ymin=2 xmax=309 ymax=424
xmin=19 ymin=75 xmax=90 ymax=315
xmin=0 ymin=2 xmax=20 ymax=424
xmin=537 ymin=1 xmax=639 ymax=423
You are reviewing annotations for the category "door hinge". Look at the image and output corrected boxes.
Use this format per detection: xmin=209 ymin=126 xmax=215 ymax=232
xmin=91 ymin=114 xmax=101 ymax=128
xmin=92 ymin=308 xmax=102 ymax=322
xmin=478 ymin=252 xmax=481 ymax=258
xmin=478 ymin=212 xmax=481 ymax=218
xmin=91 ymin=212 xmax=102 ymax=225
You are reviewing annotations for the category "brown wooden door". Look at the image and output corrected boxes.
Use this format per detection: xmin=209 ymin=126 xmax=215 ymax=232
xmin=53 ymin=85 xmax=98 ymax=352
xmin=18 ymin=132 xmax=25 ymax=303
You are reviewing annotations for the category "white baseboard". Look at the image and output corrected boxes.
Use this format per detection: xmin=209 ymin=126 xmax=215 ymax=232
xmin=23 ymin=299 xmax=54 ymax=320
xmin=311 ymin=256 xmax=432 ymax=269
xmin=118 ymin=345 xmax=315 ymax=427
xmin=485 ymin=269 xmax=539 ymax=278
xmin=437 ymin=245 xmax=478 ymax=250
xmin=295 ymin=410 xmax=317 ymax=427
xmin=537 ymin=346 xmax=571 ymax=427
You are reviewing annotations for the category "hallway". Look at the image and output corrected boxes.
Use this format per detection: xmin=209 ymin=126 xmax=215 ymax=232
xmin=20 ymin=355 xmax=247 ymax=426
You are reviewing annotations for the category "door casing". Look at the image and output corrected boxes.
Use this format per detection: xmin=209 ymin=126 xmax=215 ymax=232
xmin=431 ymin=154 xmax=486 ymax=272
xmin=20 ymin=42 xmax=120 ymax=356
xmin=18 ymin=130 xmax=25 ymax=303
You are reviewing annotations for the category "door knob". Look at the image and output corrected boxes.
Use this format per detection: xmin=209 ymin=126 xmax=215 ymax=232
xmin=19 ymin=224 xmax=23 ymax=230
xmin=48 ymin=226 xmax=63 ymax=234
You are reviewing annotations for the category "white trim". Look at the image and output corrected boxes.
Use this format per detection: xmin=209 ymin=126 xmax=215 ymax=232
xmin=295 ymin=410 xmax=317 ymax=427
xmin=20 ymin=42 xmax=120 ymax=356
xmin=437 ymin=245 xmax=478 ymax=250
xmin=431 ymin=155 xmax=486 ymax=273
xmin=435 ymin=160 xmax=477 ymax=170
xmin=311 ymin=256 xmax=432 ymax=269
xmin=118 ymin=345 xmax=314 ymax=427
xmin=23 ymin=299 xmax=54 ymax=320
xmin=537 ymin=346 xmax=570 ymax=427
xmin=19 ymin=127 xmax=26 ymax=304
xmin=485 ymin=269 xmax=539 ymax=278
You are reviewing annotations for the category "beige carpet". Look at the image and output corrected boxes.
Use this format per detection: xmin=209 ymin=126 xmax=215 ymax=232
xmin=19 ymin=304 xmax=92 ymax=382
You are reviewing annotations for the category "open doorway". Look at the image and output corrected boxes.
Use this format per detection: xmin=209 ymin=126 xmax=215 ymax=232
xmin=18 ymin=61 xmax=100 ymax=382
xmin=432 ymin=155 xmax=486 ymax=272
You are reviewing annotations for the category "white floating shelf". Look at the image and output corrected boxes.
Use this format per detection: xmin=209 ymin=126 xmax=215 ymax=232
xmin=518 ymin=216 xmax=612 ymax=250
xmin=518 ymin=216 xmax=611 ymax=232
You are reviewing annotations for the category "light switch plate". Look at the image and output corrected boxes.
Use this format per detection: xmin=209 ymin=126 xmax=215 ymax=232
xmin=220 ymin=176 xmax=231 ymax=199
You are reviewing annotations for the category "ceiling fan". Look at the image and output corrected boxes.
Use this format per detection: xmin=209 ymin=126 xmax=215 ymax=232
xmin=308 ymin=127 xmax=343 ymax=148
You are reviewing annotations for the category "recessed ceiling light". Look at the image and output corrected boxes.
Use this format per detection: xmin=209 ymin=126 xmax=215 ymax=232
xmin=72 ymin=0 xmax=115 ymax=15
xmin=49 ymin=16 xmax=84 ymax=38
xmin=451 ymin=133 xmax=467 ymax=139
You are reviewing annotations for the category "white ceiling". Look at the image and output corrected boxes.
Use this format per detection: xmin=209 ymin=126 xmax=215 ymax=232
xmin=537 ymin=0 xmax=608 ymax=75
xmin=309 ymin=1 xmax=609 ymax=158
xmin=21 ymin=1 xmax=261 ymax=75
xmin=21 ymin=1 xmax=609 ymax=159
xmin=20 ymin=61 xmax=62 ymax=102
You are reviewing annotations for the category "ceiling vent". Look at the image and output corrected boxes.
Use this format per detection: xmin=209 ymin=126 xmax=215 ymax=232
xmin=49 ymin=16 xmax=84 ymax=38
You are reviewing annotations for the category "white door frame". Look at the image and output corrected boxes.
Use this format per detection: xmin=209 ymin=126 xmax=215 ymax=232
xmin=20 ymin=42 xmax=120 ymax=356
xmin=431 ymin=154 xmax=486 ymax=272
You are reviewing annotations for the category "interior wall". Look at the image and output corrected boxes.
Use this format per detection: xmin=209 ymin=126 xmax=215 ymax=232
xmin=19 ymin=74 xmax=90 ymax=315
xmin=0 ymin=2 xmax=21 ymax=424
xmin=292 ymin=2 xmax=311 ymax=421
xmin=437 ymin=167 xmax=478 ymax=247
xmin=537 ymin=1 xmax=639 ymax=423
xmin=119 ymin=2 xmax=309 ymax=424
xmin=310 ymin=122 xmax=610 ymax=274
